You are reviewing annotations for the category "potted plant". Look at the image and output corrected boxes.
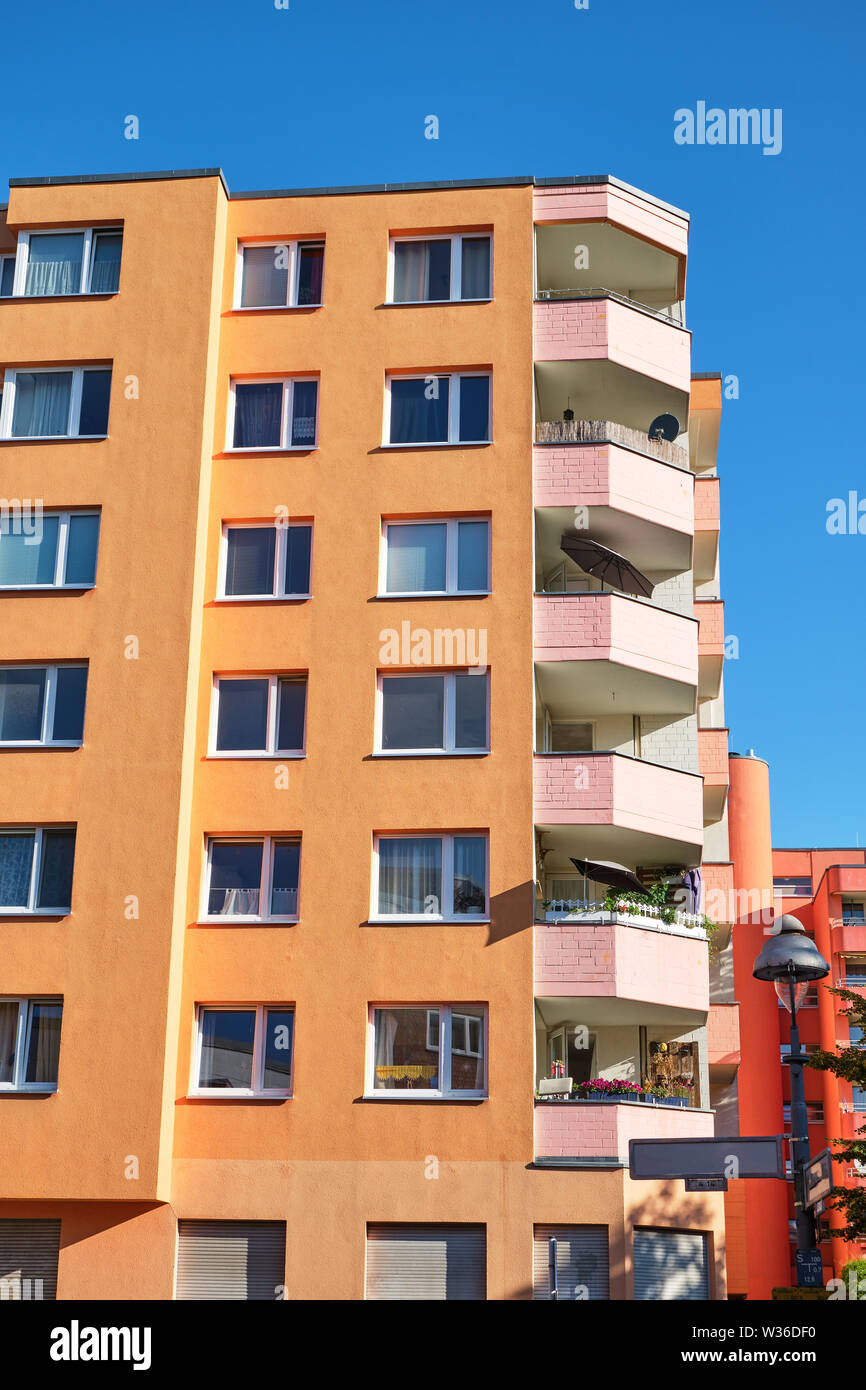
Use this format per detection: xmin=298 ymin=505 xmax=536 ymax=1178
xmin=574 ymin=1077 xmax=643 ymax=1102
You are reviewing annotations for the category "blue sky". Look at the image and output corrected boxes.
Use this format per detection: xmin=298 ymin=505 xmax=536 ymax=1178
xmin=2 ymin=0 xmax=862 ymax=845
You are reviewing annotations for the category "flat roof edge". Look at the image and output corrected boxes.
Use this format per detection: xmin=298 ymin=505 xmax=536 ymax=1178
xmin=5 ymin=170 xmax=688 ymax=217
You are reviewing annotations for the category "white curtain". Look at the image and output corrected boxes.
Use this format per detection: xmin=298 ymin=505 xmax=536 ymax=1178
xmin=26 ymin=1004 xmax=61 ymax=1084
xmin=0 ymin=1002 xmax=17 ymax=1083
xmin=386 ymin=524 xmax=446 ymax=592
xmin=24 ymin=234 xmax=83 ymax=295
xmin=378 ymin=838 xmax=441 ymax=914
xmin=11 ymin=373 xmax=71 ymax=437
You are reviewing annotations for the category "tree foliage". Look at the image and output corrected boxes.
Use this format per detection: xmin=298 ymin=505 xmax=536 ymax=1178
xmin=805 ymin=988 xmax=866 ymax=1242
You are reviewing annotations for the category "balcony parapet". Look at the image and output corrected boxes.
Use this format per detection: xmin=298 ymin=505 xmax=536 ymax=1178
xmin=534 ymin=1097 xmax=714 ymax=1165
xmin=535 ymin=287 xmax=683 ymax=328
xmin=535 ymin=417 xmax=688 ymax=469
xmin=533 ymin=296 xmax=691 ymax=392
xmin=534 ymin=916 xmax=709 ymax=1010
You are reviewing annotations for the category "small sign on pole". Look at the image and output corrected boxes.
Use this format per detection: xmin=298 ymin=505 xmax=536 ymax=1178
xmin=804 ymin=1149 xmax=834 ymax=1209
xmin=685 ymin=1177 xmax=728 ymax=1192
xmin=795 ymin=1249 xmax=824 ymax=1288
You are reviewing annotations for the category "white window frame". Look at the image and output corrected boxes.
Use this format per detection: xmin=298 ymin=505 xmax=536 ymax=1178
xmin=378 ymin=516 xmax=491 ymax=597
xmin=217 ymin=520 xmax=313 ymax=601
xmin=200 ymin=834 xmax=301 ymax=924
xmin=382 ymin=372 xmax=491 ymax=447
xmin=0 ymin=663 xmax=87 ymax=747
xmin=234 ymin=239 xmax=324 ymax=310
xmin=190 ymin=1003 xmax=294 ymax=1098
xmin=365 ymin=1003 xmax=488 ymax=1099
xmin=209 ymin=674 xmax=307 ymax=758
xmin=225 ymin=376 xmax=319 ymax=452
xmin=0 ymin=509 xmax=100 ymax=591
xmin=375 ymin=670 xmax=489 ymax=755
xmin=0 ymin=827 xmax=75 ymax=916
xmin=370 ymin=832 xmax=489 ymax=923
xmin=10 ymin=227 xmax=122 ymax=297
xmin=0 ymin=997 xmax=62 ymax=1093
xmin=386 ymin=233 xmax=492 ymax=304
xmin=0 ymin=366 xmax=111 ymax=440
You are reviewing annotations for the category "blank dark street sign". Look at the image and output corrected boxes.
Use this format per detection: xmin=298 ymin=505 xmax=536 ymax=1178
xmin=629 ymin=1136 xmax=785 ymax=1181
xmin=804 ymin=1149 xmax=834 ymax=1208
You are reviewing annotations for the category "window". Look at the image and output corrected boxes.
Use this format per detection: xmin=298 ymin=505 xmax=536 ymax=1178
xmin=853 ymin=1087 xmax=866 ymax=1113
xmin=783 ymin=1103 xmax=825 ymax=1124
xmin=532 ymin=1226 xmax=610 ymax=1301
xmin=780 ymin=1043 xmax=819 ymax=1058
xmin=773 ymin=876 xmax=812 ymax=898
xmin=192 ymin=1005 xmax=293 ymax=1096
xmin=849 ymin=1026 xmax=864 ymax=1048
xmin=389 ymin=234 xmax=491 ymax=303
xmin=378 ymin=672 xmax=488 ymax=753
xmin=368 ymin=1006 xmax=487 ymax=1097
xmin=842 ymin=901 xmax=866 ymax=923
xmin=0 ymin=256 xmax=15 ymax=297
xmin=202 ymin=836 xmax=300 ymax=922
xmin=0 ymin=999 xmax=62 ymax=1092
xmin=219 ymin=522 xmax=311 ymax=599
xmin=843 ymin=959 xmax=866 ymax=987
xmin=176 ymin=1221 xmax=286 ymax=1301
xmin=0 ymin=367 xmax=111 ymax=439
xmin=236 ymin=241 xmax=324 ymax=308
xmin=8 ymin=228 xmax=122 ymax=297
xmin=227 ymin=377 xmax=318 ymax=450
xmin=385 ymin=373 xmax=490 ymax=446
xmin=548 ymin=720 xmax=594 ymax=753
xmin=211 ymin=676 xmax=306 ymax=756
xmin=633 ymin=1231 xmax=709 ymax=1301
xmin=0 ymin=1219 xmax=61 ymax=1300
xmin=0 ymin=829 xmax=75 ymax=914
xmin=0 ymin=511 xmax=99 ymax=589
xmin=382 ymin=518 xmax=489 ymax=595
xmin=373 ymin=833 xmax=487 ymax=920
xmin=0 ymin=664 xmax=87 ymax=746
xmin=365 ymin=1225 xmax=487 ymax=1300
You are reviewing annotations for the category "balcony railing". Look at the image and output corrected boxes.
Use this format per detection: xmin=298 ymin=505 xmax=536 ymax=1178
xmin=535 ymin=285 xmax=683 ymax=328
xmin=539 ymin=898 xmax=705 ymax=933
xmin=534 ymin=417 xmax=688 ymax=468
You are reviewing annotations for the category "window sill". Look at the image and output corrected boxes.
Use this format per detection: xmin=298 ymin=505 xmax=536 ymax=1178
xmin=371 ymin=750 xmax=489 ymax=758
xmin=213 ymin=594 xmax=312 ymax=604
xmin=0 ymin=908 xmax=69 ymax=917
xmin=362 ymin=1093 xmax=487 ymax=1101
xmin=219 ymin=446 xmax=318 ymax=456
xmin=366 ymin=916 xmax=490 ymax=925
xmin=229 ymin=304 xmax=322 ymax=313
xmin=0 ymin=742 xmax=82 ymax=751
xmin=194 ymin=917 xmax=299 ymax=927
xmin=0 ymin=435 xmax=108 ymax=445
xmin=0 ymin=1086 xmax=57 ymax=1095
xmin=378 ymin=441 xmax=491 ymax=451
xmin=374 ymin=591 xmax=489 ymax=600
xmin=206 ymin=752 xmax=306 ymax=761
xmin=0 ymin=292 xmax=118 ymax=303
xmin=187 ymin=1090 xmax=292 ymax=1100
xmin=382 ymin=298 xmax=492 ymax=308
xmin=0 ymin=584 xmax=95 ymax=593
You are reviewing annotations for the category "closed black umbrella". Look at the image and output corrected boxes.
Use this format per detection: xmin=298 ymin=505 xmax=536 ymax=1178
xmin=570 ymin=858 xmax=645 ymax=896
xmin=560 ymin=533 xmax=654 ymax=599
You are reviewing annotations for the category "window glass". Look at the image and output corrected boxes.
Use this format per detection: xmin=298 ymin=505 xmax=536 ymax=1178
xmin=208 ymin=842 xmax=263 ymax=916
xmin=24 ymin=1003 xmax=62 ymax=1084
xmin=451 ymin=1008 xmax=484 ymax=1090
xmin=225 ymin=528 xmax=276 ymax=596
xmin=0 ymin=515 xmax=59 ymax=586
xmin=241 ymin=245 xmax=289 ymax=308
xmin=386 ymin=523 xmax=446 ymax=592
xmin=374 ymin=1009 xmax=440 ymax=1090
xmin=263 ymin=1010 xmax=294 ymax=1089
xmin=65 ymin=515 xmax=99 ymax=585
xmin=0 ymin=835 xmax=34 ymax=907
xmin=36 ymin=830 xmax=75 ymax=909
xmin=270 ymin=841 xmax=300 ymax=916
xmin=458 ymin=376 xmax=489 ymax=442
xmin=453 ymin=837 xmax=486 ymax=914
xmin=284 ymin=526 xmax=312 ymax=594
xmin=378 ymin=837 xmax=441 ymax=915
xmin=290 ymin=381 xmax=318 ymax=446
xmin=11 ymin=372 xmax=71 ymax=437
xmin=0 ymin=670 xmax=45 ymax=741
xmin=393 ymin=240 xmax=451 ymax=302
xmin=89 ymin=233 xmax=122 ymax=292
xmin=454 ymin=674 xmax=487 ymax=748
xmin=233 ymin=383 xmax=282 ymax=448
xmin=216 ymin=680 xmax=269 ymax=751
xmin=78 ymin=370 xmax=111 ymax=435
xmin=276 ymin=679 xmax=306 ymax=752
xmin=199 ymin=1009 xmax=256 ymax=1088
xmin=390 ymin=378 xmax=449 ymax=444
xmin=297 ymin=244 xmax=324 ymax=305
xmin=461 ymin=237 xmax=491 ymax=299
xmin=52 ymin=667 xmax=87 ymax=742
xmin=0 ymin=1001 xmax=17 ymax=1082
xmin=0 ymin=259 xmax=15 ymax=296
xmin=25 ymin=233 xmax=84 ymax=295
xmin=382 ymin=677 xmax=444 ymax=750
xmin=456 ymin=521 xmax=489 ymax=591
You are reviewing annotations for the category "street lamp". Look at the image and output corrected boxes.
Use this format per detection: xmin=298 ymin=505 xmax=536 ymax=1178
xmin=753 ymin=914 xmax=830 ymax=1283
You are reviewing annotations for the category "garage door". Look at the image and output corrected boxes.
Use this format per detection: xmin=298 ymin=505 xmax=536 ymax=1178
xmin=366 ymin=1224 xmax=486 ymax=1300
xmin=0 ymin=1218 xmax=61 ymax=1300
xmin=175 ymin=1220 xmax=286 ymax=1300
xmin=533 ymin=1225 xmax=610 ymax=1300
xmin=633 ymin=1229 xmax=710 ymax=1300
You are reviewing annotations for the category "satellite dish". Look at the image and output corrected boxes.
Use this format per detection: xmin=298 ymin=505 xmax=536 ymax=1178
xmin=648 ymin=413 xmax=680 ymax=443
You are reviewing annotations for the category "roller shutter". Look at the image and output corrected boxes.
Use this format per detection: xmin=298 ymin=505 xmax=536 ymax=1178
xmin=175 ymin=1220 xmax=286 ymax=1300
xmin=0 ymin=1218 xmax=61 ymax=1300
xmin=366 ymin=1224 xmax=486 ymax=1300
xmin=532 ymin=1225 xmax=610 ymax=1300
xmin=633 ymin=1229 xmax=710 ymax=1300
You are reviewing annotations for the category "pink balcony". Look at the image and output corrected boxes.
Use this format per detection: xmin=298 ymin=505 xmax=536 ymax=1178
xmin=533 ymin=440 xmax=693 ymax=537
xmin=533 ymin=297 xmax=691 ymax=393
xmin=701 ymin=861 xmax=735 ymax=926
xmin=707 ymin=1003 xmax=741 ymax=1079
xmin=533 ymin=593 xmax=698 ymax=692
xmin=533 ymin=182 xmax=689 ymax=258
xmin=832 ymin=923 xmax=866 ymax=955
xmin=534 ymin=1098 xmax=713 ymax=1164
xmin=696 ymin=599 xmax=724 ymax=699
xmin=694 ymin=476 xmax=720 ymax=582
xmin=534 ymin=919 xmax=709 ymax=1010
xmin=698 ymin=727 xmax=729 ymax=823
xmin=534 ymin=753 xmax=704 ymax=856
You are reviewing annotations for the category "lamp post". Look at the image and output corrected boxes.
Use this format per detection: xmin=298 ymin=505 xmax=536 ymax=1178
xmin=753 ymin=914 xmax=830 ymax=1284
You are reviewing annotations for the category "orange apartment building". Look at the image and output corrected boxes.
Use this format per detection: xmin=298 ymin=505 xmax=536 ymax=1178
xmin=0 ymin=169 xmax=737 ymax=1300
